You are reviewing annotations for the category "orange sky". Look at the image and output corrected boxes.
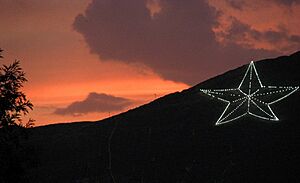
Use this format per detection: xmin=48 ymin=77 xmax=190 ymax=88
xmin=1 ymin=0 xmax=299 ymax=126
xmin=0 ymin=0 xmax=188 ymax=126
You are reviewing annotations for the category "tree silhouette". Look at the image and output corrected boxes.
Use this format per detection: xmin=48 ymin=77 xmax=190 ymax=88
xmin=0 ymin=48 xmax=34 ymax=183
xmin=0 ymin=61 xmax=33 ymax=128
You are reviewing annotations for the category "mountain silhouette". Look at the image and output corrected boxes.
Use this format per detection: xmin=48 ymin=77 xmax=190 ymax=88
xmin=27 ymin=51 xmax=300 ymax=183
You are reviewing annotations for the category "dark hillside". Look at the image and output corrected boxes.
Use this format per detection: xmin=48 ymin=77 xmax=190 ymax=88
xmin=28 ymin=51 xmax=300 ymax=183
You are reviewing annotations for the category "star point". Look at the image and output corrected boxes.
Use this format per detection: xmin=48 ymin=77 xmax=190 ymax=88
xmin=200 ymin=62 xmax=299 ymax=126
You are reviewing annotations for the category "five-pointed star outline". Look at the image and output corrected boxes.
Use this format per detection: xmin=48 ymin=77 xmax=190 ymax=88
xmin=200 ymin=61 xmax=299 ymax=126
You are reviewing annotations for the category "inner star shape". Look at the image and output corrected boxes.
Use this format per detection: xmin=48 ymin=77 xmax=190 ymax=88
xmin=200 ymin=61 xmax=299 ymax=126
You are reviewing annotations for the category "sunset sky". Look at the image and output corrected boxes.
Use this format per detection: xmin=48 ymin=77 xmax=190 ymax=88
xmin=1 ymin=0 xmax=299 ymax=126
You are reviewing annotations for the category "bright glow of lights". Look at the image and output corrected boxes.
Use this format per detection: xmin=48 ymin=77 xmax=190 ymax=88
xmin=200 ymin=61 xmax=299 ymax=126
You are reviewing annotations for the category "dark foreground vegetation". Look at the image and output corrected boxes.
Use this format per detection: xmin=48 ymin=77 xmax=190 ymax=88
xmin=0 ymin=49 xmax=35 ymax=183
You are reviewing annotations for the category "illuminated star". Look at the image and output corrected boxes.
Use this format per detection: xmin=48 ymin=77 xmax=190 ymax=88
xmin=200 ymin=61 xmax=299 ymax=126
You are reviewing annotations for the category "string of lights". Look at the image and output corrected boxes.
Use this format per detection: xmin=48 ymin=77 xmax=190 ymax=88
xmin=200 ymin=61 xmax=299 ymax=125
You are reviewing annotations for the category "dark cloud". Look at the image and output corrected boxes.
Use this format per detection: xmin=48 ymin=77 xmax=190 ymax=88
xmin=273 ymin=0 xmax=299 ymax=5
xmin=54 ymin=92 xmax=133 ymax=116
xmin=225 ymin=0 xmax=298 ymax=8
xmin=73 ymin=0 xmax=279 ymax=85
xmin=225 ymin=0 xmax=246 ymax=10
xmin=223 ymin=19 xmax=300 ymax=52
